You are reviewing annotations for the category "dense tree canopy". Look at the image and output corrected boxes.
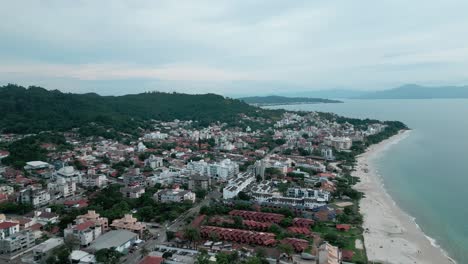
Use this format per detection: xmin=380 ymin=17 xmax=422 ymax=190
xmin=0 ymin=84 xmax=283 ymax=134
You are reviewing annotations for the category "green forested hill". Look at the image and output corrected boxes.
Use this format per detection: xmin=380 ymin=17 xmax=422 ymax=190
xmin=0 ymin=84 xmax=280 ymax=134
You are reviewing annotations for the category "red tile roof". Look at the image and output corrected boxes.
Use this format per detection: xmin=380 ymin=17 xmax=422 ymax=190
xmin=336 ymin=224 xmax=351 ymax=232
xmin=200 ymin=226 xmax=276 ymax=246
xmin=292 ymin=218 xmax=314 ymax=227
xmin=30 ymin=223 xmax=43 ymax=231
xmin=229 ymin=210 xmax=284 ymax=223
xmin=138 ymin=256 xmax=164 ymax=264
xmin=0 ymin=222 xmax=18 ymax=229
xmin=0 ymin=193 xmax=8 ymax=201
xmin=63 ymin=199 xmax=88 ymax=207
xmin=75 ymin=221 xmax=95 ymax=231
xmin=287 ymin=227 xmax=311 ymax=235
xmin=342 ymin=249 xmax=354 ymax=261
xmin=280 ymin=238 xmax=309 ymax=252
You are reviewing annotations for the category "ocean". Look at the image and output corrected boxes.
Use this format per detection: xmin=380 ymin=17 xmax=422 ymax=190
xmin=266 ymin=99 xmax=468 ymax=263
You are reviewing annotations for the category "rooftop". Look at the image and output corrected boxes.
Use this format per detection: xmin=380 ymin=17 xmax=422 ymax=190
xmin=88 ymin=230 xmax=137 ymax=251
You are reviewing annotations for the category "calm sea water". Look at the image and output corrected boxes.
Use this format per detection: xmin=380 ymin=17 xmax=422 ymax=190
xmin=267 ymin=99 xmax=468 ymax=263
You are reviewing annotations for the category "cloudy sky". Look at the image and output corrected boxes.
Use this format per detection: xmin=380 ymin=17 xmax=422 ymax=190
xmin=1 ymin=0 xmax=468 ymax=96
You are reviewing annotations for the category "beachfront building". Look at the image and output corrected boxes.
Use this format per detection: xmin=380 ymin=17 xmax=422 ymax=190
xmin=287 ymin=187 xmax=330 ymax=201
xmin=324 ymin=136 xmax=352 ymax=151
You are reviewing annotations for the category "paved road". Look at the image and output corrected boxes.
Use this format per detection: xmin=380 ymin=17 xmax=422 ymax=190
xmin=123 ymin=191 xmax=221 ymax=264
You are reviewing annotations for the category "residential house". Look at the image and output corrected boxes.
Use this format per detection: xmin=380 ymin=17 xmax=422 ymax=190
xmin=110 ymin=214 xmax=146 ymax=237
xmin=76 ymin=211 xmax=109 ymax=233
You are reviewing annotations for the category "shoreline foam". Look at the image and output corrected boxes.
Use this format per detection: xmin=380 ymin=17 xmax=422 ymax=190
xmin=353 ymin=130 xmax=455 ymax=264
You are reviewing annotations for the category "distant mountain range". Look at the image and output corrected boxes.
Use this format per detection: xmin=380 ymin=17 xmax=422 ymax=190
xmin=357 ymin=84 xmax=468 ymax=99
xmin=276 ymin=84 xmax=468 ymax=99
xmin=239 ymin=96 xmax=342 ymax=106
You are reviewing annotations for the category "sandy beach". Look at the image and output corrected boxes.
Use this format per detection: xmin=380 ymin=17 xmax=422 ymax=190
xmin=354 ymin=130 xmax=455 ymax=264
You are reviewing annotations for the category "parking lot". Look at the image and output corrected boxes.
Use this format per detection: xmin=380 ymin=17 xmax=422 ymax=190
xmin=151 ymin=245 xmax=200 ymax=264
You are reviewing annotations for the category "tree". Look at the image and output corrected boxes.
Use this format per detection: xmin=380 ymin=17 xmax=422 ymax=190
xmin=45 ymin=245 xmax=71 ymax=264
xmin=278 ymin=243 xmax=294 ymax=258
xmin=268 ymin=224 xmax=282 ymax=235
xmin=215 ymin=252 xmax=230 ymax=264
xmin=162 ymin=252 xmax=173 ymax=259
xmin=95 ymin=248 xmax=122 ymax=264
xmin=140 ymin=246 xmax=149 ymax=258
xmin=237 ymin=191 xmax=251 ymax=201
xmin=183 ymin=227 xmax=201 ymax=248
xmin=279 ymin=217 xmax=293 ymax=228
xmin=64 ymin=234 xmax=80 ymax=250
xmin=166 ymin=231 xmax=175 ymax=241
xmin=233 ymin=216 xmax=244 ymax=229
xmin=195 ymin=189 xmax=207 ymax=200
xmin=195 ymin=249 xmax=210 ymax=264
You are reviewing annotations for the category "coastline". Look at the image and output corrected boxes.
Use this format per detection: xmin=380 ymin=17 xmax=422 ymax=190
xmin=353 ymin=130 xmax=455 ymax=264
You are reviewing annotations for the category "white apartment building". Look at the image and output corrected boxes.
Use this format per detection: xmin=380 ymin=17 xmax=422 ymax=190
xmin=324 ymin=136 xmax=352 ymax=150
xmin=143 ymin=132 xmax=168 ymax=140
xmin=145 ymin=155 xmax=163 ymax=169
xmin=48 ymin=176 xmax=76 ymax=198
xmin=187 ymin=159 xmax=239 ymax=180
xmin=222 ymin=173 xmax=255 ymax=199
xmin=0 ymin=222 xmax=20 ymax=240
xmin=154 ymin=187 xmax=196 ymax=203
xmin=18 ymin=186 xmax=51 ymax=208
xmin=82 ymin=174 xmax=107 ymax=188
xmin=120 ymin=186 xmax=145 ymax=199
xmin=287 ymin=187 xmax=330 ymax=202
xmin=64 ymin=221 xmax=102 ymax=246
xmin=55 ymin=166 xmax=82 ymax=183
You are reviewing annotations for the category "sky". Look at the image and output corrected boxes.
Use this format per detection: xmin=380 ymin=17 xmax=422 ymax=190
xmin=1 ymin=0 xmax=468 ymax=96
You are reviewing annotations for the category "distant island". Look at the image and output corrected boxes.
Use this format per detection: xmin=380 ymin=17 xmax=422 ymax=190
xmin=240 ymin=95 xmax=343 ymax=106
xmin=275 ymin=84 xmax=468 ymax=99
xmin=359 ymin=84 xmax=468 ymax=99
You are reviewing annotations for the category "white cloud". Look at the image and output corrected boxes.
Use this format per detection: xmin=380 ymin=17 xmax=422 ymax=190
xmin=1 ymin=0 xmax=468 ymax=94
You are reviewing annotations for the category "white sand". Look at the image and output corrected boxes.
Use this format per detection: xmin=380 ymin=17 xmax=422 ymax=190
xmin=353 ymin=130 xmax=455 ymax=264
